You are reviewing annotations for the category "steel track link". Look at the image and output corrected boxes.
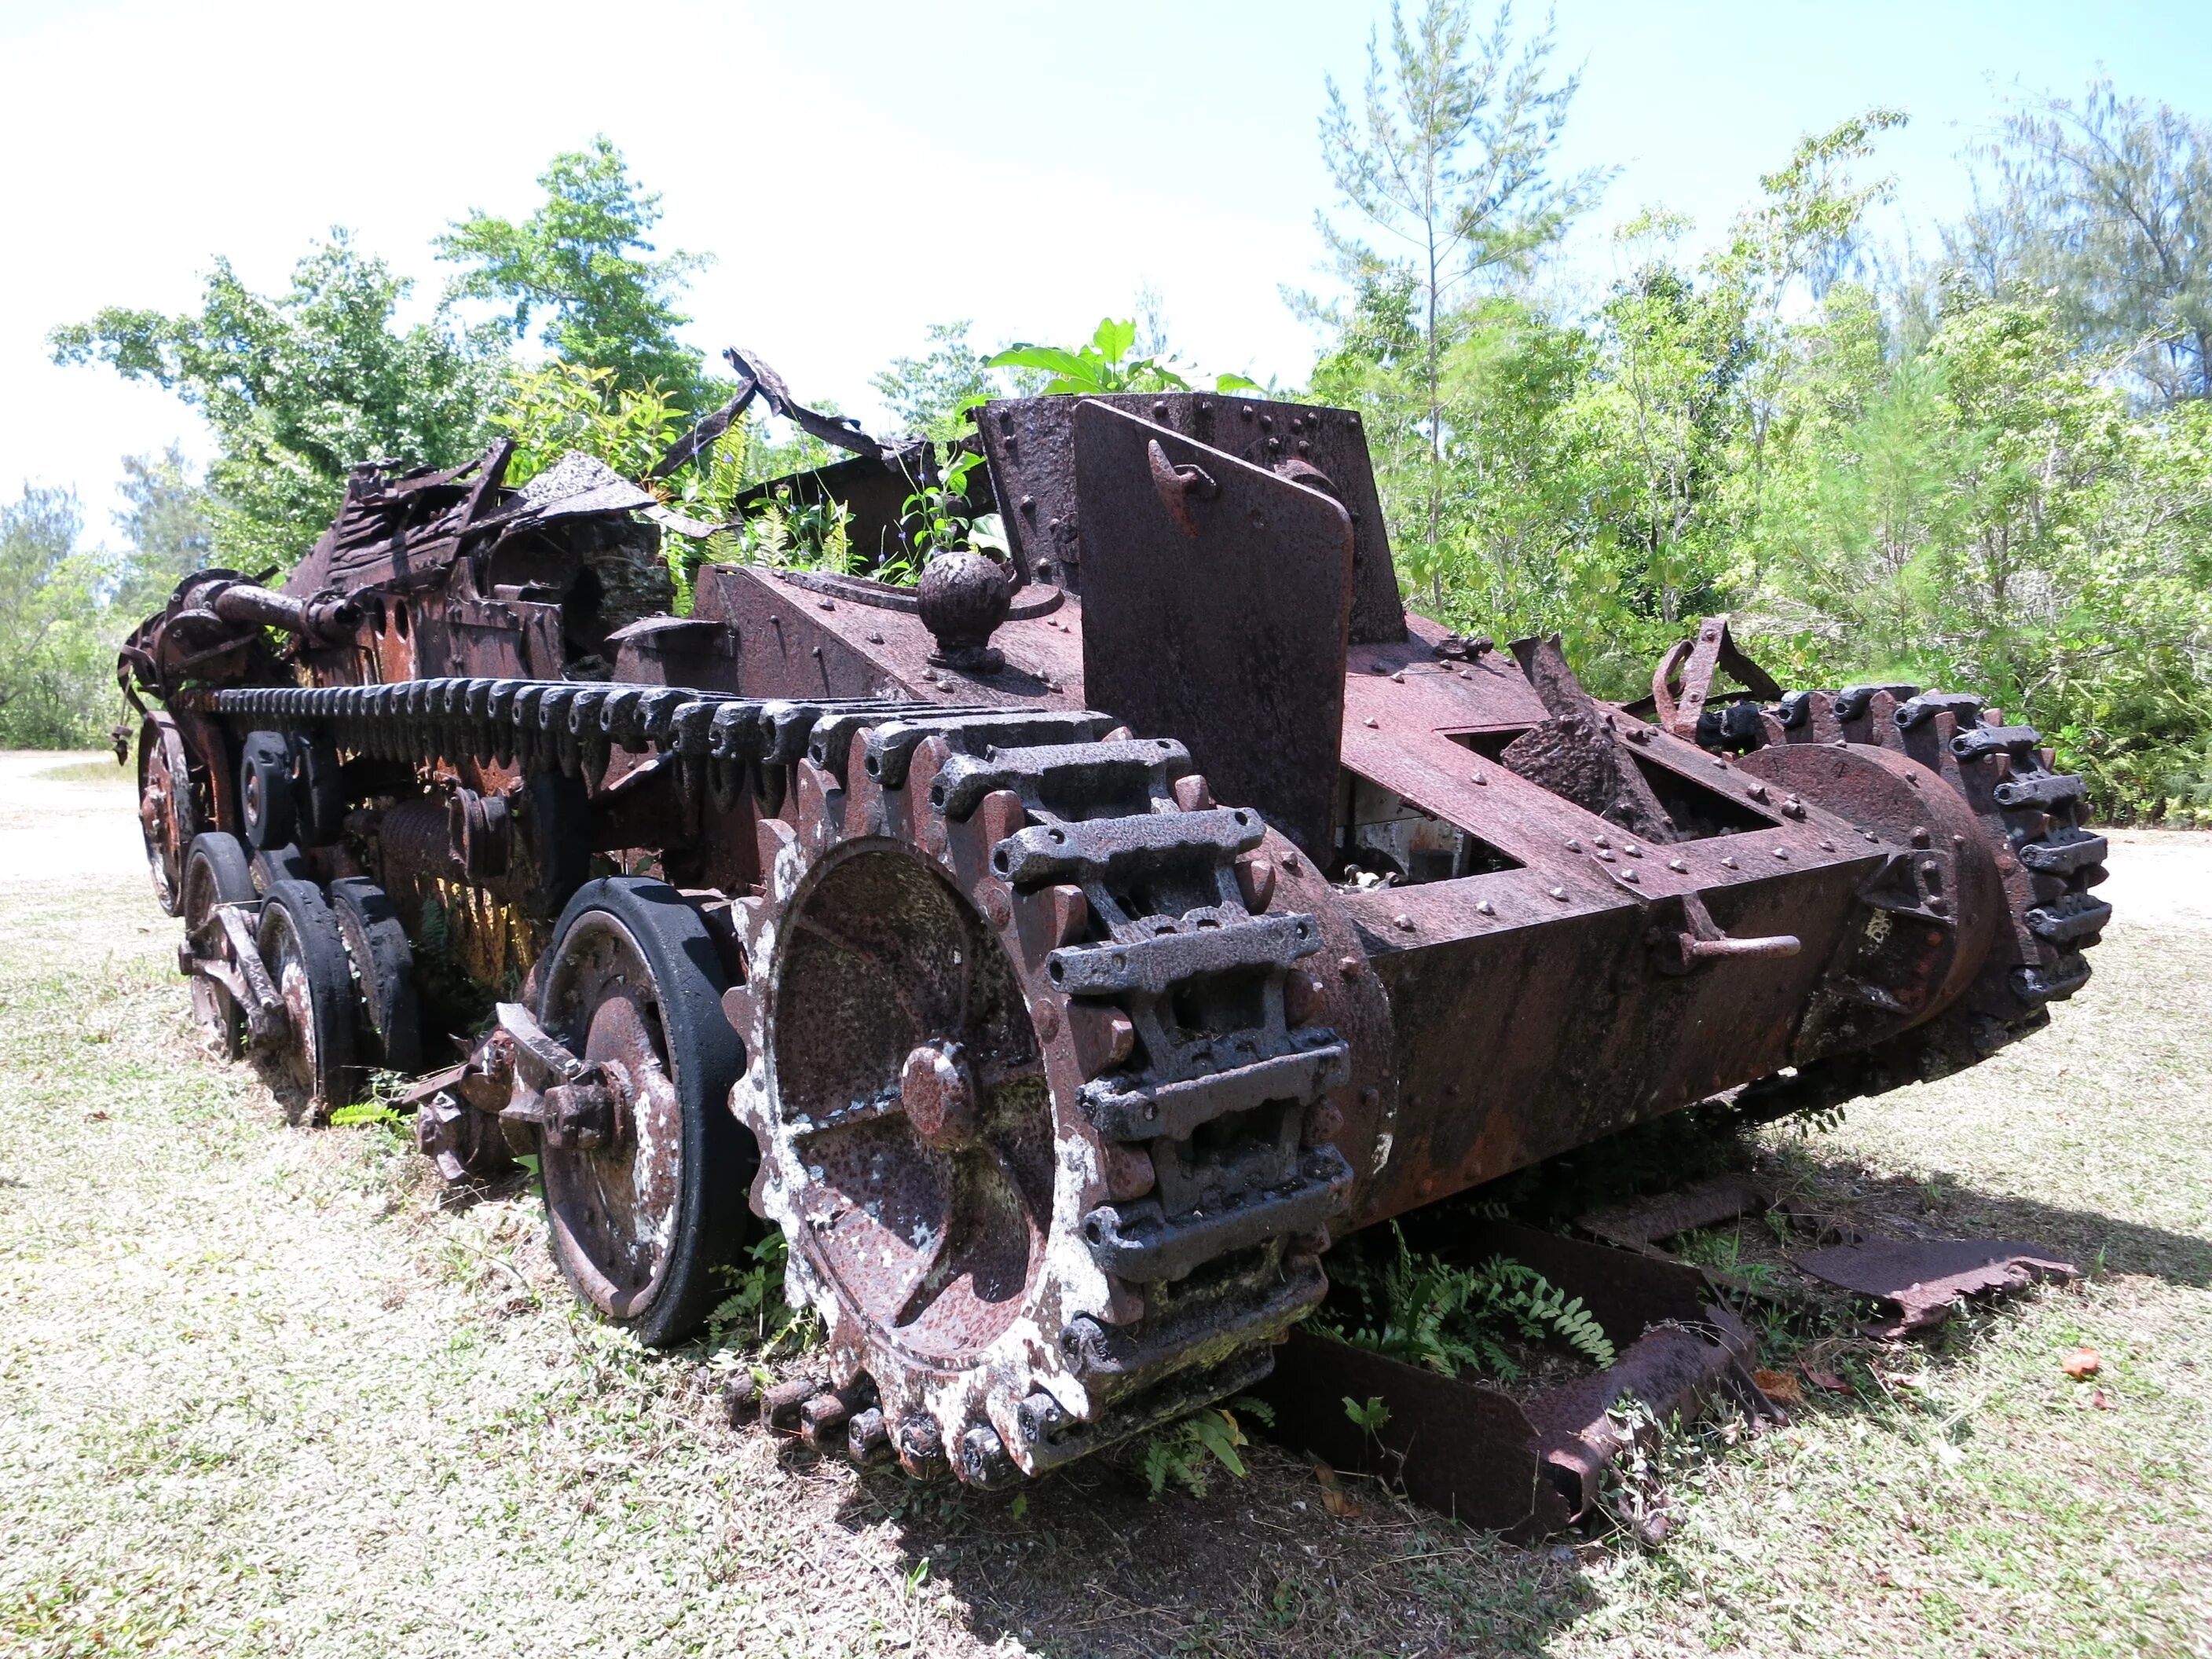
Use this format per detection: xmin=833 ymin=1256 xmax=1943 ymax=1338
xmin=1744 ymin=683 xmax=2108 ymax=1119
xmin=723 ymin=712 xmax=1355 ymax=1486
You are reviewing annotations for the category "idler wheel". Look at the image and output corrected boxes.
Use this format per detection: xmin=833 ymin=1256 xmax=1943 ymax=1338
xmin=533 ymin=877 xmax=751 ymax=1346
xmin=137 ymin=713 xmax=201 ymax=916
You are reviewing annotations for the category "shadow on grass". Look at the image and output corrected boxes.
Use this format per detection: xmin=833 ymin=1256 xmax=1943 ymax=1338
xmin=1772 ymin=1158 xmax=2212 ymax=1289
xmin=782 ymin=1147 xmax=2207 ymax=1658
xmin=824 ymin=1445 xmax=1597 ymax=1658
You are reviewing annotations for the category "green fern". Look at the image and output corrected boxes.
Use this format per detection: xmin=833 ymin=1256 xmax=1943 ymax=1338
xmin=1128 ymin=1397 xmax=1271 ymax=1499
xmin=1314 ymin=1225 xmax=1616 ymax=1379
xmin=707 ymin=1230 xmax=819 ymax=1357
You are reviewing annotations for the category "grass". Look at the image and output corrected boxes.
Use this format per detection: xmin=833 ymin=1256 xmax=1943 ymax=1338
xmin=30 ymin=757 xmax=130 ymax=786
xmin=0 ymin=761 xmax=2207 ymax=1657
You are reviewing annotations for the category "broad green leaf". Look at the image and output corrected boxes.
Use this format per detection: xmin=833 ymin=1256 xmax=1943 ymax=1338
xmin=983 ymin=344 xmax=1093 ymax=379
xmin=1091 ymin=317 xmax=1137 ymax=364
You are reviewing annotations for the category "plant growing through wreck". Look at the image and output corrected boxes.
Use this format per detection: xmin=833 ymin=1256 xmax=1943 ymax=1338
xmin=1316 ymin=1223 xmax=1616 ymax=1379
xmin=1124 ymin=1396 xmax=1276 ymax=1500
xmin=708 ymin=1230 xmax=820 ymax=1358
xmin=987 ymin=317 xmax=1262 ymax=398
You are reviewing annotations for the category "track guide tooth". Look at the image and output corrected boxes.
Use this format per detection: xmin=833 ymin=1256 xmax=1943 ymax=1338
xmin=2026 ymin=893 xmax=2112 ymax=944
xmin=859 ymin=710 xmax=1112 ymax=789
xmin=1834 ymin=683 xmax=1918 ymax=721
xmin=1082 ymin=1038 xmax=1350 ymax=1141
xmin=1993 ymin=771 xmax=2087 ymax=810
xmin=1082 ymin=1145 xmax=1353 ymax=1281
xmin=1951 ymin=723 xmax=2042 ymax=761
xmin=1895 ymin=690 xmax=1984 ymax=730
xmin=1024 ymin=1344 xmax=1284 ymax=1474
xmin=2013 ymin=954 xmax=2092 ymax=1002
xmin=1057 ymin=1265 xmax=1326 ymax=1393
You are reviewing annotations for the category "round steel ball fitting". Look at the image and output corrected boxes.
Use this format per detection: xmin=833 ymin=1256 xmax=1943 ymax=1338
xmin=917 ymin=551 xmax=1012 ymax=674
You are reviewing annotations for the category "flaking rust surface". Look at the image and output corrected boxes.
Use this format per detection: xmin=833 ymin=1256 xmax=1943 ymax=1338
xmin=1793 ymin=1236 xmax=2079 ymax=1335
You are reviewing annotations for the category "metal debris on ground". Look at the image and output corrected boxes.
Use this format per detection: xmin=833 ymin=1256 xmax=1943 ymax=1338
xmin=1793 ymin=1236 xmax=2081 ymax=1336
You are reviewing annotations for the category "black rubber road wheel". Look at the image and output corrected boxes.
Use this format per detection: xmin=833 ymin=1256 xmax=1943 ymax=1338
xmin=328 ymin=877 xmax=421 ymax=1075
xmin=181 ymin=831 xmax=257 ymax=1059
xmin=257 ymin=879 xmax=358 ymax=1123
xmin=240 ymin=731 xmax=296 ymax=851
xmin=291 ymin=731 xmax=346 ymax=848
xmin=535 ymin=877 xmax=751 ymax=1348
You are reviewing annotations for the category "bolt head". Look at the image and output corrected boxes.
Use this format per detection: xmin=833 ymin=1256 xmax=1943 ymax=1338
xmin=901 ymin=1040 xmax=979 ymax=1149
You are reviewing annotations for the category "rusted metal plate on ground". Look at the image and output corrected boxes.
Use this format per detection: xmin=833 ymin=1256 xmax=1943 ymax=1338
xmin=1577 ymin=1174 xmax=1773 ymax=1251
xmin=1262 ymin=1328 xmax=1574 ymax=1535
xmin=1070 ymin=399 xmax=1353 ymax=857
xmin=1260 ymin=1223 xmax=1764 ymax=1536
xmin=1794 ymin=1236 xmax=2078 ymax=1335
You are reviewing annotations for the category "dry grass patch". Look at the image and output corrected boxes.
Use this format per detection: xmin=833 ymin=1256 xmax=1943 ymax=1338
xmin=1 ymin=765 xmax=2206 ymax=1657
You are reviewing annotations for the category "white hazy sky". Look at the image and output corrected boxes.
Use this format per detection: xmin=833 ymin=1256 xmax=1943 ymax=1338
xmin=5 ymin=0 xmax=2209 ymax=539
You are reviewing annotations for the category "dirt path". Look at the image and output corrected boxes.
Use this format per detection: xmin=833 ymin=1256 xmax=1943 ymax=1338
xmin=1 ymin=763 xmax=2205 ymax=1657
xmin=0 ymin=750 xmax=142 ymax=884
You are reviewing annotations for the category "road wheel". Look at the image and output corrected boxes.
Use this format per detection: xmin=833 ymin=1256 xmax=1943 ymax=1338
xmin=328 ymin=877 xmax=421 ymax=1075
xmin=256 ymin=879 xmax=358 ymax=1123
xmin=535 ymin=877 xmax=751 ymax=1348
xmin=181 ymin=831 xmax=256 ymax=1059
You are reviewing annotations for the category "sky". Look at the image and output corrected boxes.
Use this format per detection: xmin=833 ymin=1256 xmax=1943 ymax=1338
xmin=4 ymin=0 xmax=2210 ymax=541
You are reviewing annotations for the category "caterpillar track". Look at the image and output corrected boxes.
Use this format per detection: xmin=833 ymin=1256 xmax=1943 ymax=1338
xmin=1733 ymin=682 xmax=2106 ymax=1119
xmin=189 ymin=678 xmax=1353 ymax=1479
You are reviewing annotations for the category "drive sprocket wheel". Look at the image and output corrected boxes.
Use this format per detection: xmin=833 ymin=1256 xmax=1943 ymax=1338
xmin=723 ymin=718 xmax=1355 ymax=1485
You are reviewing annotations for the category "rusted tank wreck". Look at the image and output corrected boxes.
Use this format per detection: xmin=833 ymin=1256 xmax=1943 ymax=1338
xmin=121 ymin=353 xmax=2106 ymax=1509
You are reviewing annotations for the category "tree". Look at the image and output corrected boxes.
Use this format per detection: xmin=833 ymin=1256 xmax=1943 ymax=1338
xmin=1950 ymin=81 xmax=2212 ymax=404
xmin=438 ymin=137 xmax=710 ymax=409
xmin=50 ymin=235 xmax=497 ymax=572
xmin=111 ymin=447 xmax=214 ymax=619
xmin=1312 ymin=0 xmax=1607 ymax=597
xmin=0 ymin=487 xmax=112 ymax=749
xmin=870 ymin=322 xmax=999 ymax=441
